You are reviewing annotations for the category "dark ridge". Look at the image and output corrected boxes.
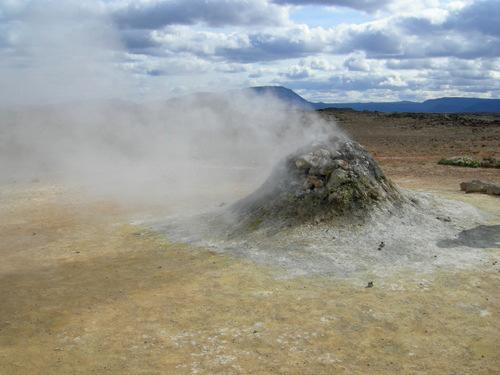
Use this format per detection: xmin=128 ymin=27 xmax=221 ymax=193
xmin=245 ymin=86 xmax=313 ymax=109
xmin=241 ymin=86 xmax=500 ymax=113
xmin=162 ymin=86 xmax=499 ymax=114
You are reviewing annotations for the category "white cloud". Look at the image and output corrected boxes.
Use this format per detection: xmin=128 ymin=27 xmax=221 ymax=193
xmin=1 ymin=0 xmax=498 ymax=102
xmin=112 ymin=0 xmax=289 ymax=28
xmin=272 ymin=0 xmax=392 ymax=12
xmin=344 ymin=53 xmax=371 ymax=71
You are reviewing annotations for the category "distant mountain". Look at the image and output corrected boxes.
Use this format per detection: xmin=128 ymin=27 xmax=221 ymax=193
xmin=247 ymin=86 xmax=500 ymax=113
xmin=245 ymin=86 xmax=313 ymax=110
xmin=419 ymin=97 xmax=500 ymax=113
xmin=312 ymin=97 xmax=500 ymax=113
xmin=165 ymin=86 xmax=314 ymax=111
xmin=166 ymin=86 xmax=500 ymax=113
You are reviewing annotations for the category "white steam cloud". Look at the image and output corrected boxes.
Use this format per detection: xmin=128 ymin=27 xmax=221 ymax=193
xmin=0 ymin=1 xmax=129 ymax=107
xmin=0 ymin=1 xmax=340 ymax=212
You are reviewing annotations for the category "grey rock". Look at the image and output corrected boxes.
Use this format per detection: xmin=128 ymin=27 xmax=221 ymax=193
xmin=460 ymin=180 xmax=500 ymax=195
xmin=487 ymin=185 xmax=500 ymax=195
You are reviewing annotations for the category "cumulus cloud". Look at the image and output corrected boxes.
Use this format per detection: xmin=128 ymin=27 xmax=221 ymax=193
xmin=402 ymin=0 xmax=499 ymax=37
xmin=392 ymin=0 xmax=500 ymax=58
xmin=109 ymin=0 xmax=500 ymax=69
xmin=113 ymin=0 xmax=288 ymax=29
xmin=344 ymin=53 xmax=370 ymax=71
xmin=445 ymin=0 xmax=500 ymax=37
xmin=147 ymin=24 xmax=334 ymax=63
xmin=216 ymin=27 xmax=329 ymax=62
xmin=385 ymin=58 xmax=436 ymax=70
xmin=272 ymin=0 xmax=392 ymax=12
xmin=338 ymin=28 xmax=402 ymax=56
xmin=283 ymin=65 xmax=312 ymax=79
xmin=1 ymin=0 xmax=498 ymax=103
xmin=112 ymin=0 xmax=500 ymax=100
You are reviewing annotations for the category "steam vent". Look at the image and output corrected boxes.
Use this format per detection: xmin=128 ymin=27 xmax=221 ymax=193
xmin=230 ymin=137 xmax=403 ymax=231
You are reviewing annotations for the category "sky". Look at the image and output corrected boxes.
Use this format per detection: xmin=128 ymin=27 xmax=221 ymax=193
xmin=0 ymin=0 xmax=499 ymax=103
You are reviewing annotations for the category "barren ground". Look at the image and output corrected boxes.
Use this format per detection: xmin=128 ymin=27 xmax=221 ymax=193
xmin=1 ymin=111 xmax=499 ymax=374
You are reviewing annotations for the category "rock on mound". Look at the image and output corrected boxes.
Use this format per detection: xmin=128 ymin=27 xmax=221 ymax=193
xmin=230 ymin=137 xmax=403 ymax=231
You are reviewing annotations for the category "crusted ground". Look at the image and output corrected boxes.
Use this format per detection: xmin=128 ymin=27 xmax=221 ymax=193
xmin=0 ymin=184 xmax=499 ymax=374
xmin=1 ymin=111 xmax=499 ymax=374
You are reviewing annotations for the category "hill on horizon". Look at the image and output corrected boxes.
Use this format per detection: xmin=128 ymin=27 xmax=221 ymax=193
xmin=246 ymin=86 xmax=500 ymax=113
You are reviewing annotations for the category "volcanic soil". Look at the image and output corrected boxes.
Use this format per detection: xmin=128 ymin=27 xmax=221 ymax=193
xmin=1 ymin=111 xmax=499 ymax=374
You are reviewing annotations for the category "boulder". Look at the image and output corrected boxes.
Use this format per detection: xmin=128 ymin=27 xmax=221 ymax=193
xmin=460 ymin=180 xmax=500 ymax=195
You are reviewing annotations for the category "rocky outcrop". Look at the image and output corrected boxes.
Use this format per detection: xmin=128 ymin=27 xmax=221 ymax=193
xmin=229 ymin=137 xmax=403 ymax=232
xmin=460 ymin=180 xmax=500 ymax=195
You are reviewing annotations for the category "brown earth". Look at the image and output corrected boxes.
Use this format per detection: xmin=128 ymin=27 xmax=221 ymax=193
xmin=320 ymin=109 xmax=500 ymax=191
xmin=1 ymin=111 xmax=499 ymax=374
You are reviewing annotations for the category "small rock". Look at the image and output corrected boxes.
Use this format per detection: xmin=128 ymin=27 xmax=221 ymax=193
xmin=332 ymin=159 xmax=349 ymax=170
xmin=326 ymin=168 xmax=348 ymax=189
xmin=366 ymin=281 xmax=374 ymax=288
xmin=377 ymin=241 xmax=385 ymax=251
xmin=436 ymin=216 xmax=451 ymax=222
xmin=306 ymin=175 xmax=324 ymax=189
xmin=295 ymin=158 xmax=309 ymax=170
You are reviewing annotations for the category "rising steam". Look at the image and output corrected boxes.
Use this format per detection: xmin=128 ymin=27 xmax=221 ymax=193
xmin=0 ymin=1 xmax=340 ymax=211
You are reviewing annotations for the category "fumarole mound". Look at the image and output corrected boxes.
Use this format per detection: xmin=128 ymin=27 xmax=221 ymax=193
xmin=152 ymin=136 xmax=489 ymax=278
xmin=230 ymin=136 xmax=404 ymax=231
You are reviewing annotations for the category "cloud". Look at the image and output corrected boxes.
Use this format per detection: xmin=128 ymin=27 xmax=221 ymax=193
xmin=148 ymin=24 xmax=333 ymax=63
xmin=2 ymin=0 xmax=498 ymax=103
xmin=445 ymin=0 xmax=500 ymax=37
xmin=336 ymin=1 xmax=500 ymax=60
xmin=307 ymin=57 xmax=334 ymax=71
xmin=284 ymin=71 xmax=411 ymax=93
xmin=283 ymin=65 xmax=312 ymax=79
xmin=385 ymin=58 xmax=436 ymax=70
xmin=398 ymin=0 xmax=500 ymax=38
xmin=216 ymin=30 xmax=327 ymax=62
xmin=114 ymin=1 xmax=500 ymax=65
xmin=121 ymin=29 xmax=160 ymax=54
xmin=271 ymin=0 xmax=391 ymax=12
xmin=344 ymin=53 xmax=370 ymax=71
xmin=113 ymin=0 xmax=288 ymax=29
xmin=339 ymin=27 xmax=402 ymax=57
xmin=392 ymin=0 xmax=500 ymax=58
